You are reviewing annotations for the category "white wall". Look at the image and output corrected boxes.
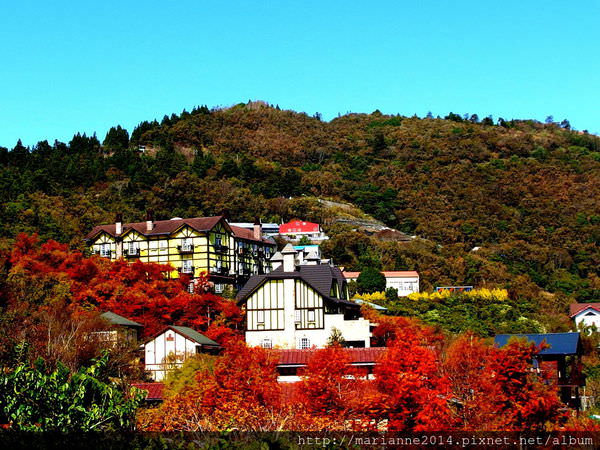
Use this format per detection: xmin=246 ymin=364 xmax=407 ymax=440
xmin=574 ymin=309 xmax=600 ymax=330
xmin=386 ymin=276 xmax=419 ymax=296
xmin=246 ymin=284 xmax=371 ymax=351
xmin=144 ymin=329 xmax=199 ymax=381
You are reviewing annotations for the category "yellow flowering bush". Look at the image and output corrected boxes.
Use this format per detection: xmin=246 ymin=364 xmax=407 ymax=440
xmin=407 ymin=288 xmax=509 ymax=302
xmin=352 ymin=291 xmax=387 ymax=303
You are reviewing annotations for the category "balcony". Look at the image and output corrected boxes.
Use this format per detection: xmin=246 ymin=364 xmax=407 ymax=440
xmin=178 ymin=265 xmax=195 ymax=275
xmin=214 ymin=244 xmax=229 ymax=254
xmin=177 ymin=244 xmax=194 ymax=254
xmin=124 ymin=248 xmax=140 ymax=258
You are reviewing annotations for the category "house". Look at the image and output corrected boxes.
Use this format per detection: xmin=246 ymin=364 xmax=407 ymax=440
xmin=494 ymin=332 xmax=583 ymax=409
xmin=570 ymin=303 xmax=600 ymax=330
xmin=85 ymin=214 xmax=276 ymax=292
xmin=93 ymin=311 xmax=143 ymax=346
xmin=143 ymin=325 xmax=221 ymax=381
xmin=343 ymin=271 xmax=420 ymax=296
xmin=279 ymin=220 xmax=329 ymax=243
xmin=237 ymin=244 xmax=371 ymax=349
xmin=276 ymin=347 xmax=387 ymax=382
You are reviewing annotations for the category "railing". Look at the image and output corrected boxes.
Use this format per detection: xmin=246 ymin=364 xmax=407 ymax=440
xmin=210 ymin=266 xmax=230 ymax=275
xmin=177 ymin=244 xmax=194 ymax=254
xmin=214 ymin=244 xmax=229 ymax=253
xmin=124 ymin=248 xmax=140 ymax=257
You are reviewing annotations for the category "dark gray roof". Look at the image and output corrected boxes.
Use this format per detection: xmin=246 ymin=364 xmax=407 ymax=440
xmin=100 ymin=311 xmax=142 ymax=328
xmin=170 ymin=326 xmax=221 ymax=347
xmin=494 ymin=333 xmax=581 ymax=356
xmin=236 ymin=264 xmax=356 ymax=308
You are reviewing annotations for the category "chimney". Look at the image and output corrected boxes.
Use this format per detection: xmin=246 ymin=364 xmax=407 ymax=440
xmin=253 ymin=217 xmax=262 ymax=241
xmin=281 ymin=244 xmax=296 ymax=272
xmin=270 ymin=251 xmax=283 ymax=271
xmin=146 ymin=210 xmax=154 ymax=232
xmin=115 ymin=213 xmax=123 ymax=235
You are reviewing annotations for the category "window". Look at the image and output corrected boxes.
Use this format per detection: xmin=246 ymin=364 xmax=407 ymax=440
xmin=99 ymin=244 xmax=111 ymax=258
xmin=308 ymin=309 xmax=316 ymax=323
xmin=294 ymin=310 xmax=301 ymax=323
xmin=188 ymin=281 xmax=195 ymax=293
xmin=214 ymin=283 xmax=224 ymax=293
xmin=159 ymin=240 xmax=168 ymax=252
xmin=181 ymin=238 xmax=192 ymax=252
xmin=298 ymin=338 xmax=310 ymax=349
xmin=215 ymin=235 xmax=222 ymax=247
xmin=261 ymin=338 xmax=272 ymax=349
xmin=128 ymin=242 xmax=138 ymax=254
xmin=257 ymin=310 xmax=265 ymax=323
xmin=181 ymin=259 xmax=193 ymax=274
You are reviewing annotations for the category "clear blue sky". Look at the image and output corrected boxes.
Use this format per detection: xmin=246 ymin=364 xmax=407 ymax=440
xmin=1 ymin=1 xmax=599 ymax=147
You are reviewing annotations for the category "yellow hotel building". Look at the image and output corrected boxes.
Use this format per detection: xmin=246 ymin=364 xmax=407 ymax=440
xmin=85 ymin=214 xmax=276 ymax=292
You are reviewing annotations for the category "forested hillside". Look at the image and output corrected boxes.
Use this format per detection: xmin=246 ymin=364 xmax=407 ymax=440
xmin=1 ymin=101 xmax=599 ymax=330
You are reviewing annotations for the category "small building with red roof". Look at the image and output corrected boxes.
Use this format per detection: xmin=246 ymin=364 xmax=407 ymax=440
xmin=343 ymin=270 xmax=419 ymax=296
xmin=279 ymin=220 xmax=328 ymax=243
xmin=570 ymin=303 xmax=600 ymax=330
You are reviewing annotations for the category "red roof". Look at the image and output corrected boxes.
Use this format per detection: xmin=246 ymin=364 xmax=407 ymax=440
xmin=279 ymin=220 xmax=320 ymax=234
xmin=570 ymin=303 xmax=600 ymax=318
xmin=277 ymin=347 xmax=387 ymax=366
xmin=342 ymin=271 xmax=419 ymax=279
xmin=131 ymin=382 xmax=164 ymax=401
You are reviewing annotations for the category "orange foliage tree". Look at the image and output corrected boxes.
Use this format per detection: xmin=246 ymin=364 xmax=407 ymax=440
xmin=6 ymin=234 xmax=243 ymax=343
xmin=138 ymin=342 xmax=289 ymax=431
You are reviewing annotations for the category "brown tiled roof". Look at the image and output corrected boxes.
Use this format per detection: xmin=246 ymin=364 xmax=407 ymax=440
xmin=570 ymin=303 xmax=600 ymax=317
xmin=277 ymin=347 xmax=387 ymax=366
xmin=85 ymin=216 xmax=224 ymax=240
xmin=131 ymin=382 xmax=164 ymax=401
xmin=229 ymin=224 xmax=274 ymax=244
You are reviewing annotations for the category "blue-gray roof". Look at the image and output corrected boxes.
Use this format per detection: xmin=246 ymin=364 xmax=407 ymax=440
xmin=494 ymin=332 xmax=581 ymax=356
xmin=100 ymin=311 xmax=142 ymax=328
xmin=353 ymin=298 xmax=388 ymax=311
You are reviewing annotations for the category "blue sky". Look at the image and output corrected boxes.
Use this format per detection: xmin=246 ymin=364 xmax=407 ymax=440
xmin=1 ymin=1 xmax=599 ymax=147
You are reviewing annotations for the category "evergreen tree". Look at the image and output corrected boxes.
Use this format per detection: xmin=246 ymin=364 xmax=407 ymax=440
xmin=102 ymin=125 xmax=129 ymax=152
xmin=356 ymin=267 xmax=386 ymax=294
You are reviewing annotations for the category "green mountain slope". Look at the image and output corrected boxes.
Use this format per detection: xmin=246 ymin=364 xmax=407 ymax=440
xmin=1 ymin=101 xmax=598 ymax=329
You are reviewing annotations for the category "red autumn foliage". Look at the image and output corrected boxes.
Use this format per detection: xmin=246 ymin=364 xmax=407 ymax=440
xmin=138 ymin=342 xmax=287 ymax=431
xmin=6 ymin=233 xmax=243 ymax=341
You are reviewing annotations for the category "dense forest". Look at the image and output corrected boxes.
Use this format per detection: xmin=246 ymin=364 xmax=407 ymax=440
xmin=1 ymin=101 xmax=599 ymax=331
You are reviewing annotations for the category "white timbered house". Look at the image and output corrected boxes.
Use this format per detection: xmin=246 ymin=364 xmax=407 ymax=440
xmin=143 ymin=325 xmax=220 ymax=381
xmin=236 ymin=245 xmax=371 ymax=349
